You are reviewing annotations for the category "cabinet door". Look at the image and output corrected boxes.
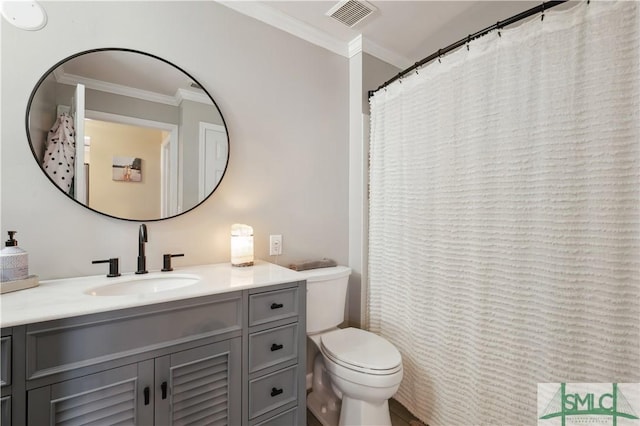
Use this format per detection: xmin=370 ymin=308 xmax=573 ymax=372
xmin=157 ymin=338 xmax=241 ymax=426
xmin=1 ymin=396 xmax=10 ymax=426
xmin=0 ymin=336 xmax=11 ymax=388
xmin=27 ymin=361 xmax=154 ymax=426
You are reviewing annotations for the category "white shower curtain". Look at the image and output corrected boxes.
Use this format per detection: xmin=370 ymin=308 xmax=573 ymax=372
xmin=368 ymin=2 xmax=639 ymax=425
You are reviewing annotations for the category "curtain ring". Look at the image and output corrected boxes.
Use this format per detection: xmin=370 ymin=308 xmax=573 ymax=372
xmin=466 ymin=35 xmax=471 ymax=51
xmin=541 ymin=3 xmax=545 ymax=21
xmin=438 ymin=49 xmax=442 ymax=63
xmin=415 ymin=62 xmax=420 ymax=75
xmin=398 ymin=72 xmax=403 ymax=83
xmin=497 ymin=21 xmax=502 ymax=37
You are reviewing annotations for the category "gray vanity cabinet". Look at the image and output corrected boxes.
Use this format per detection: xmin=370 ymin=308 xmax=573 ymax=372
xmin=27 ymin=338 xmax=241 ymax=426
xmin=1 ymin=280 xmax=306 ymax=426
xmin=18 ymin=291 xmax=243 ymax=426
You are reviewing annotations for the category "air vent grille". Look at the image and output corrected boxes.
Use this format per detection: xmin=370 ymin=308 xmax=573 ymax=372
xmin=327 ymin=0 xmax=376 ymax=28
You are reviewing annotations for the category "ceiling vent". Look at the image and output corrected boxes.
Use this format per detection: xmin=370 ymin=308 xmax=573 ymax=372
xmin=326 ymin=0 xmax=377 ymax=28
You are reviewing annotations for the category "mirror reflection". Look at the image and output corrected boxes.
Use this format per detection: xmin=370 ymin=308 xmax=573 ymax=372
xmin=27 ymin=48 xmax=229 ymax=221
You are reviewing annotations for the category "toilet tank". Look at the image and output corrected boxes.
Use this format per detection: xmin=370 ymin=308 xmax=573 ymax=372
xmin=297 ymin=266 xmax=352 ymax=334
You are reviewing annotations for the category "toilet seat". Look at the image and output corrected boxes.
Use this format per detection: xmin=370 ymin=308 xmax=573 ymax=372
xmin=320 ymin=328 xmax=402 ymax=375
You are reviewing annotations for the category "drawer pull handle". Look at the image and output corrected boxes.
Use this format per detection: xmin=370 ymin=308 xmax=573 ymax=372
xmin=161 ymin=381 xmax=168 ymax=400
xmin=270 ymin=303 xmax=284 ymax=310
xmin=271 ymin=343 xmax=283 ymax=351
xmin=144 ymin=386 xmax=150 ymax=405
xmin=271 ymin=387 xmax=284 ymax=397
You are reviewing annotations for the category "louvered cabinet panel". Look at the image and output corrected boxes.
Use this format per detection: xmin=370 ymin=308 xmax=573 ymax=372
xmin=28 ymin=361 xmax=154 ymax=426
xmin=154 ymin=338 xmax=241 ymax=426
xmin=1 ymin=396 xmax=11 ymax=426
xmin=1 ymin=336 xmax=10 ymax=387
xmin=1 ymin=332 xmax=11 ymax=426
xmin=52 ymin=380 xmax=136 ymax=425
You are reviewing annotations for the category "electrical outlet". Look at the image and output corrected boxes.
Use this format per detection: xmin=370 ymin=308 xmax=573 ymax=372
xmin=269 ymin=235 xmax=282 ymax=256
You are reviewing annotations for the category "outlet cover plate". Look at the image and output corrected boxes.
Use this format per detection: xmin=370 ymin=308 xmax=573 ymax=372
xmin=269 ymin=235 xmax=282 ymax=256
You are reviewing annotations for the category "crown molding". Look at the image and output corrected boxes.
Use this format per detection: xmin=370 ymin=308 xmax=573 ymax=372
xmin=348 ymin=34 xmax=363 ymax=58
xmin=219 ymin=1 xmax=348 ymax=57
xmin=53 ymin=69 xmax=212 ymax=107
xmin=176 ymin=88 xmax=213 ymax=105
xmin=348 ymin=34 xmax=412 ymax=69
xmin=54 ymin=69 xmax=179 ymax=106
xmin=218 ymin=2 xmax=412 ymax=70
xmin=361 ymin=37 xmax=412 ymax=69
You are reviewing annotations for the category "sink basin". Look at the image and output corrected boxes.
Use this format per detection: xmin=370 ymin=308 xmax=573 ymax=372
xmin=85 ymin=274 xmax=200 ymax=296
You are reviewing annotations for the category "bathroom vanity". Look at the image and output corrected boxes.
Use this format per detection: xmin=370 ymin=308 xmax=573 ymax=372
xmin=0 ymin=261 xmax=306 ymax=426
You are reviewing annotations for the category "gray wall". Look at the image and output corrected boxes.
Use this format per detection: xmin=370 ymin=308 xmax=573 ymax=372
xmin=56 ymin=83 xmax=181 ymax=125
xmin=29 ymin=74 xmax=57 ymax=163
xmin=362 ymin=53 xmax=400 ymax=113
xmin=1 ymin=1 xmax=349 ymax=280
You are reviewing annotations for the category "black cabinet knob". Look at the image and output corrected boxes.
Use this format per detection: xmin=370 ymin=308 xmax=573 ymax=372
xmin=143 ymin=386 xmax=150 ymax=405
xmin=270 ymin=387 xmax=283 ymax=397
xmin=270 ymin=303 xmax=283 ymax=310
xmin=270 ymin=343 xmax=283 ymax=352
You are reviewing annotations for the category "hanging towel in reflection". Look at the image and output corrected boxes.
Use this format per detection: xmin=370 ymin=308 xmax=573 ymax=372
xmin=43 ymin=113 xmax=75 ymax=193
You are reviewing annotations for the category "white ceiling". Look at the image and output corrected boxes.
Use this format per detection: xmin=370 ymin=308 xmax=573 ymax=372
xmin=219 ymin=1 xmax=550 ymax=69
xmin=46 ymin=1 xmax=572 ymax=100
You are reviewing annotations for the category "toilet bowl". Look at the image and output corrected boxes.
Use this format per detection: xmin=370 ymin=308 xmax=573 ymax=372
xmin=298 ymin=266 xmax=403 ymax=426
xmin=318 ymin=327 xmax=403 ymax=426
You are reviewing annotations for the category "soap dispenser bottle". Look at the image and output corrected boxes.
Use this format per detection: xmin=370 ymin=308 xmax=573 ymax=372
xmin=1 ymin=231 xmax=29 ymax=282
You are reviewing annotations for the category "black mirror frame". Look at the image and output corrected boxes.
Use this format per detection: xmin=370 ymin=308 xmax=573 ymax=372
xmin=25 ymin=47 xmax=230 ymax=222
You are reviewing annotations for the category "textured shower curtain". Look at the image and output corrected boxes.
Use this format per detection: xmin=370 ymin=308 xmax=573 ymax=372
xmin=368 ymin=2 xmax=639 ymax=425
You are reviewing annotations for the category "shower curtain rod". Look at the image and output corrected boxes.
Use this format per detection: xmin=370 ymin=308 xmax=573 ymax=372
xmin=368 ymin=0 xmax=569 ymax=98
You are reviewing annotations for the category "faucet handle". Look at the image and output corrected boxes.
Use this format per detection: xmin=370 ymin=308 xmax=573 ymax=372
xmin=92 ymin=258 xmax=121 ymax=277
xmin=161 ymin=253 xmax=184 ymax=272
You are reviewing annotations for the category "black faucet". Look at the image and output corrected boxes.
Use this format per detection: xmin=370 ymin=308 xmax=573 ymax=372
xmin=136 ymin=224 xmax=148 ymax=274
xmin=92 ymin=258 xmax=120 ymax=277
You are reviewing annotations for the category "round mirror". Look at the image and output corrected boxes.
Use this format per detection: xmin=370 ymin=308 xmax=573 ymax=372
xmin=26 ymin=48 xmax=229 ymax=221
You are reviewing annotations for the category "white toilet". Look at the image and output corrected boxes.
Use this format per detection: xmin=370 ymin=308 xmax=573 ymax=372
xmin=298 ymin=266 xmax=403 ymax=426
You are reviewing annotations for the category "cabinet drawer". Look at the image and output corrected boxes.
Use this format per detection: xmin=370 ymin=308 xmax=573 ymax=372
xmin=249 ymin=365 xmax=298 ymax=419
xmin=1 ymin=336 xmax=10 ymax=387
xmin=249 ymin=287 xmax=298 ymax=326
xmin=249 ymin=323 xmax=298 ymax=373
xmin=254 ymin=406 xmax=298 ymax=426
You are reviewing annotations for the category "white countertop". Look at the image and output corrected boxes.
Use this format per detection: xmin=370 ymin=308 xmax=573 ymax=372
xmin=0 ymin=260 xmax=304 ymax=327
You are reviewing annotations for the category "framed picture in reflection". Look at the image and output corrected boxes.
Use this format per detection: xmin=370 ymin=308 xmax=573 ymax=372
xmin=112 ymin=156 xmax=142 ymax=182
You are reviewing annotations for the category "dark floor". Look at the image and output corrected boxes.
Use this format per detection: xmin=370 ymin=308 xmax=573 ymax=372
xmin=307 ymin=398 xmax=426 ymax=426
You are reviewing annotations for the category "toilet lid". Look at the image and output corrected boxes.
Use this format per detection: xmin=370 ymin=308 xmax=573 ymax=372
xmin=320 ymin=328 xmax=402 ymax=373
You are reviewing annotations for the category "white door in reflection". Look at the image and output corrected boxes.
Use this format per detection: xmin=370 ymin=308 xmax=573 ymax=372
xmin=198 ymin=122 xmax=228 ymax=201
xmin=73 ymin=84 xmax=87 ymax=204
